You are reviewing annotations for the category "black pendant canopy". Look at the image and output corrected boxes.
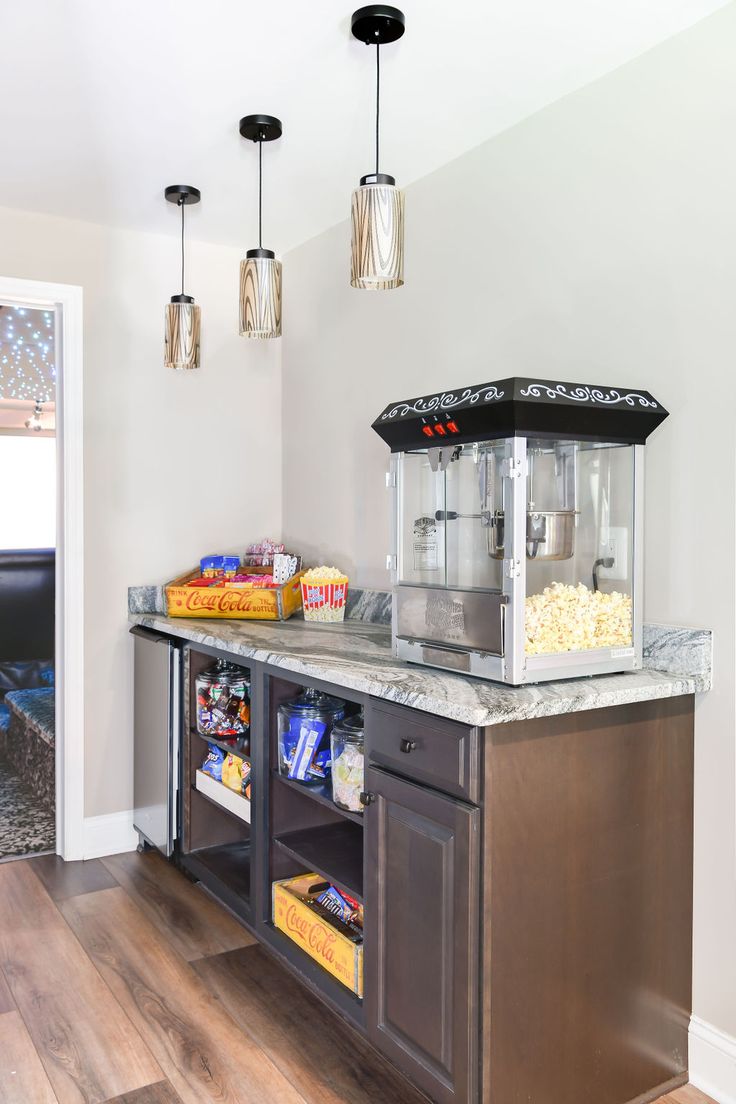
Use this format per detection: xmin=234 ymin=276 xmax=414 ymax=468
xmin=239 ymin=114 xmax=283 ymax=143
xmin=372 ymin=378 xmax=669 ymax=451
xmin=351 ymin=4 xmax=405 ymax=43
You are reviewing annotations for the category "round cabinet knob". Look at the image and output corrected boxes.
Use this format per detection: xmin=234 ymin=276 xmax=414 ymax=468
xmin=359 ymin=791 xmax=375 ymax=807
xmin=400 ymin=738 xmax=417 ymax=754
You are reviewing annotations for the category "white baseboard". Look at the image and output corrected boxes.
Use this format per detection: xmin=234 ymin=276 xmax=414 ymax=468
xmin=82 ymin=810 xmax=138 ymax=860
xmin=690 ymin=1014 xmax=736 ymax=1104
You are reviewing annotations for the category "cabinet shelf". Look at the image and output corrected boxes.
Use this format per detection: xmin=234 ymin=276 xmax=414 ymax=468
xmin=194 ymin=770 xmax=251 ymax=824
xmin=191 ymin=727 xmax=251 ymax=763
xmin=182 ymin=840 xmax=251 ymax=922
xmin=272 ymin=821 xmax=364 ymax=902
xmin=271 ymin=770 xmax=365 ymax=826
xmin=261 ymin=922 xmax=365 ymax=1028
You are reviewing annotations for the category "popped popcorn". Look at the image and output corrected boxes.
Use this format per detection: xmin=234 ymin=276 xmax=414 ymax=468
xmin=525 ymin=581 xmax=632 ymax=656
xmin=302 ymin=566 xmax=348 ymax=584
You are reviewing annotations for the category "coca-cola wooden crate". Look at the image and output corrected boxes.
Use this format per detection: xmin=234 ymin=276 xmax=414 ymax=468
xmin=166 ymin=566 xmax=305 ymax=621
xmin=272 ymin=873 xmax=363 ymax=997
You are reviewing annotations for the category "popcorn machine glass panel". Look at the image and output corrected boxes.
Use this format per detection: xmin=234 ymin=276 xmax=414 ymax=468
xmin=397 ymin=448 xmax=503 ymax=592
xmin=525 ymin=442 xmax=636 ymax=658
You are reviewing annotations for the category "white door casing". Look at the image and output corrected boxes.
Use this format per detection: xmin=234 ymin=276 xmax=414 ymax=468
xmin=0 ymin=276 xmax=84 ymax=860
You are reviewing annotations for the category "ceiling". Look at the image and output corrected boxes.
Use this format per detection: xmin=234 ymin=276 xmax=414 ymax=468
xmin=0 ymin=0 xmax=727 ymax=254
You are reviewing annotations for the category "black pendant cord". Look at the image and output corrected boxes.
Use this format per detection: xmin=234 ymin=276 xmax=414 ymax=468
xmin=258 ymin=137 xmax=263 ymax=249
xmin=180 ymin=198 xmax=185 ymax=296
xmin=375 ymin=42 xmax=380 ymax=175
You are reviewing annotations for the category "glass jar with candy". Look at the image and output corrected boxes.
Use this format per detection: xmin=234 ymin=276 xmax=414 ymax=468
xmin=196 ymin=660 xmax=251 ymax=754
xmin=277 ymin=688 xmax=346 ymax=786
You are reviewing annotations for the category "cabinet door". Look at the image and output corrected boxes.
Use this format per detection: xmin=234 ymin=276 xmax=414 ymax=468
xmin=365 ymin=766 xmax=480 ymax=1104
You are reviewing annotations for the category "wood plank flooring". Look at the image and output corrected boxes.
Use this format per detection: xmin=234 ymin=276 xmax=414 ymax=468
xmin=0 ymin=850 xmax=721 ymax=1104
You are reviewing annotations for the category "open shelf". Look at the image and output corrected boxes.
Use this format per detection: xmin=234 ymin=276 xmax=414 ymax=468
xmin=194 ymin=771 xmax=251 ymax=824
xmin=183 ymin=840 xmax=251 ymax=921
xmin=191 ymin=727 xmax=251 ymax=763
xmin=273 ymin=821 xmax=364 ymax=902
xmin=261 ymin=921 xmax=365 ymax=1027
xmin=272 ymin=770 xmax=364 ymax=826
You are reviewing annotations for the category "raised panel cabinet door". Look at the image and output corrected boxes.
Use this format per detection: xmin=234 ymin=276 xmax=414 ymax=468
xmin=365 ymin=766 xmax=480 ymax=1104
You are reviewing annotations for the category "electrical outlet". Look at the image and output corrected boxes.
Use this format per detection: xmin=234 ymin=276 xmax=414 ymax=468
xmin=598 ymin=527 xmax=629 ymax=583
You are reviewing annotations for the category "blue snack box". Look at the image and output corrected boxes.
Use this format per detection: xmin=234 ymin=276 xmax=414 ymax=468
xmin=201 ymin=555 xmax=224 ymax=574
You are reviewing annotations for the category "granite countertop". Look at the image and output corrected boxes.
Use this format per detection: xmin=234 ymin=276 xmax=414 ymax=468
xmin=128 ymin=608 xmax=712 ymax=728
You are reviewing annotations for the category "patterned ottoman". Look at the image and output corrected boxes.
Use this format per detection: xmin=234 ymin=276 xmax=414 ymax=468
xmin=4 ymin=689 xmax=55 ymax=810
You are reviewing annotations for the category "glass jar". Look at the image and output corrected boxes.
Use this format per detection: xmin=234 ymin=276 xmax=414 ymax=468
xmin=330 ymin=712 xmax=365 ymax=813
xmin=277 ymin=687 xmax=346 ymax=786
xmin=196 ymin=660 xmax=250 ymax=747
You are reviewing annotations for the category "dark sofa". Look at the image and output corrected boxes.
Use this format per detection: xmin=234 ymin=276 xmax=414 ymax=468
xmin=0 ymin=549 xmax=55 ymax=740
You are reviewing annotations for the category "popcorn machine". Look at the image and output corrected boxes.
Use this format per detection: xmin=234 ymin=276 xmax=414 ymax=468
xmin=372 ymin=379 xmax=668 ymax=684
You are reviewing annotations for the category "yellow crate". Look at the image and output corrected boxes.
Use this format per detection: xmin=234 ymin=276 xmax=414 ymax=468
xmin=166 ymin=567 xmax=304 ymax=620
xmin=272 ymin=873 xmax=363 ymax=998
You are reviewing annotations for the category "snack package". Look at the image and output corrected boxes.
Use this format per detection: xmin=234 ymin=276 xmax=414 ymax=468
xmin=222 ymin=752 xmax=243 ymax=792
xmin=200 ymin=555 xmax=224 ymax=578
xmin=316 ymin=885 xmax=359 ymax=925
xmin=201 ymin=744 xmax=225 ymax=782
xmin=273 ymin=553 xmax=299 ymax=585
xmin=243 ymin=538 xmax=286 ymax=567
xmin=241 ymin=760 xmax=252 ymax=800
xmin=287 ymin=718 xmax=328 ymax=781
xmin=222 ymin=555 xmax=240 ymax=577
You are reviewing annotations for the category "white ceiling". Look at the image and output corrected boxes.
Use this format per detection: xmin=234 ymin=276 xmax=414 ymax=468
xmin=0 ymin=0 xmax=727 ymax=254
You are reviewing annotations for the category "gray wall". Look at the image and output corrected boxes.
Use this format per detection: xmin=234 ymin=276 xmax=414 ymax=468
xmin=0 ymin=205 xmax=282 ymax=820
xmin=282 ymin=2 xmax=736 ymax=1050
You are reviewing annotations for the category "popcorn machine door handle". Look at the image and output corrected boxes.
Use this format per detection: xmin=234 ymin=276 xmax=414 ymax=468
xmin=360 ymin=791 xmax=375 ymax=806
xmin=400 ymin=738 xmax=417 ymax=754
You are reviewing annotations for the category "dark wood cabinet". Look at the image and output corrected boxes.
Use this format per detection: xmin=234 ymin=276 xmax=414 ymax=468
xmin=364 ymin=765 xmax=480 ymax=1104
xmin=141 ymin=637 xmax=695 ymax=1104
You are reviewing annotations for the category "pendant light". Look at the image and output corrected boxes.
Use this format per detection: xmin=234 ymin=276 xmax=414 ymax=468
xmin=350 ymin=5 xmax=405 ymax=290
xmin=238 ymin=114 xmax=283 ymax=339
xmin=164 ymin=185 xmax=201 ymax=370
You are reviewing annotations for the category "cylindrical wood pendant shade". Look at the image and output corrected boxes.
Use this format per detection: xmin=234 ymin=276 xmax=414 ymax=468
xmin=239 ymin=251 xmax=282 ymax=338
xmin=351 ymin=180 xmax=404 ymax=290
xmin=164 ymin=300 xmax=201 ymax=370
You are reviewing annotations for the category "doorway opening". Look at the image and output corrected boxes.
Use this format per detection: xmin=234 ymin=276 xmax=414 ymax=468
xmin=0 ymin=303 xmax=57 ymax=858
xmin=0 ymin=277 xmax=83 ymax=862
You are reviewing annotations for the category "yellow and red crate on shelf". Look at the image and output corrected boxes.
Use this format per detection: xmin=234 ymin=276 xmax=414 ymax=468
xmin=272 ymin=873 xmax=363 ymax=997
xmin=166 ymin=566 xmax=305 ymax=621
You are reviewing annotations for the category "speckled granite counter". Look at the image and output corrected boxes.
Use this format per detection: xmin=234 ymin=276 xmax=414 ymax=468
xmin=128 ymin=612 xmax=711 ymax=728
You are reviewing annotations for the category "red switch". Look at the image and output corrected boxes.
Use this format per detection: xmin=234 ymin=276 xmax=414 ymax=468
xmin=422 ymin=425 xmax=434 ymax=437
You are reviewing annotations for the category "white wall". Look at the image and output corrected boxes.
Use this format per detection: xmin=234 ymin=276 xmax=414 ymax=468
xmin=281 ymin=0 xmax=736 ymax=1083
xmin=0 ymin=204 xmax=282 ymax=818
xmin=0 ymin=436 xmax=56 ymax=548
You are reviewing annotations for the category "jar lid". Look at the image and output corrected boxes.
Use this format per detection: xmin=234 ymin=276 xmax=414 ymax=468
xmin=332 ymin=712 xmax=364 ymax=739
xmin=199 ymin=661 xmax=249 ymax=685
xmin=280 ymin=687 xmax=346 ymax=718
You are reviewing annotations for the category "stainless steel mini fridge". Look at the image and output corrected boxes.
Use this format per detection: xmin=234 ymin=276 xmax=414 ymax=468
xmin=130 ymin=625 xmax=182 ymax=856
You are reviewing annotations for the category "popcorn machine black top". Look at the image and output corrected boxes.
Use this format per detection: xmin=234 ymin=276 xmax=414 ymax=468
xmin=372 ymin=378 xmax=668 ymax=684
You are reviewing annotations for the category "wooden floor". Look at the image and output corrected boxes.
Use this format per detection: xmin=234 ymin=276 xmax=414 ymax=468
xmin=0 ymin=851 xmax=719 ymax=1104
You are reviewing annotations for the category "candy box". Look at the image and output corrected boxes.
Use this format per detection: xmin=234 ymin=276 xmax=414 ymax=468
xmin=272 ymin=873 xmax=363 ymax=997
xmin=166 ymin=566 xmax=305 ymax=620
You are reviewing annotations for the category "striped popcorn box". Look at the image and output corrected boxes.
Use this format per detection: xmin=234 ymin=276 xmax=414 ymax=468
xmin=301 ymin=577 xmax=349 ymax=623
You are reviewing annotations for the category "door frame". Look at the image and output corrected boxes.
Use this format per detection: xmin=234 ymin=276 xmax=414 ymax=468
xmin=0 ymin=276 xmax=84 ymax=860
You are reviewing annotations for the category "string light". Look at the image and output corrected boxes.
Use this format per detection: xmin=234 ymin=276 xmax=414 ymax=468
xmin=0 ymin=307 xmax=55 ymax=402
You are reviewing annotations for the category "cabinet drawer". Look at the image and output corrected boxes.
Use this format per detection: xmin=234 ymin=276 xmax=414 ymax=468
xmin=367 ymin=700 xmax=480 ymax=804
